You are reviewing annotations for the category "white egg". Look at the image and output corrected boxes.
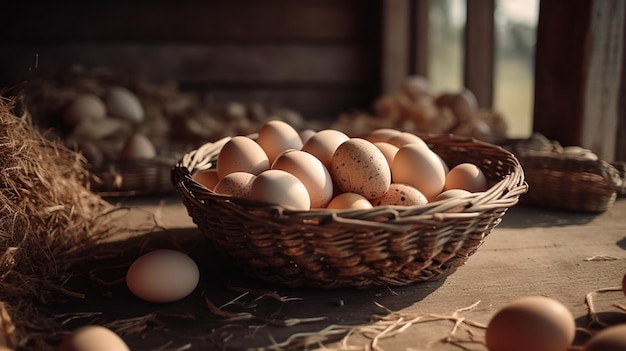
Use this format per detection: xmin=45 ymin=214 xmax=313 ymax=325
xmin=105 ymin=86 xmax=145 ymax=123
xmin=126 ymin=249 xmax=199 ymax=303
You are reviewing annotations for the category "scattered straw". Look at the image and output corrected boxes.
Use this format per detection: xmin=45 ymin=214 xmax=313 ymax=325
xmin=584 ymin=286 xmax=624 ymax=328
xmin=308 ymin=301 xmax=487 ymax=351
xmin=583 ymin=255 xmax=618 ymax=261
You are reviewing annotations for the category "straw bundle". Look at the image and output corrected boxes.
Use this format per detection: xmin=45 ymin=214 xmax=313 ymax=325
xmin=0 ymin=96 xmax=124 ymax=350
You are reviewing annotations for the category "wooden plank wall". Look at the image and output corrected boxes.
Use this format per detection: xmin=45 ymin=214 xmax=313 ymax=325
xmin=1 ymin=0 xmax=382 ymax=122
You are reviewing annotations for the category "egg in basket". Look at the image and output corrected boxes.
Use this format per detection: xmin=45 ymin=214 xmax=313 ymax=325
xmin=171 ymin=120 xmax=527 ymax=289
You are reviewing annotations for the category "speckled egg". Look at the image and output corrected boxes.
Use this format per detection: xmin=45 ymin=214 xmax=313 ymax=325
xmin=330 ymin=138 xmax=391 ymax=200
xmin=370 ymin=183 xmax=428 ymax=206
xmin=213 ymin=171 xmax=256 ymax=198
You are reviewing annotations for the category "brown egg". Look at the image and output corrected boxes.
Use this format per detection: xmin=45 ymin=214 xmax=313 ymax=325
xmin=373 ymin=142 xmax=399 ymax=167
xmin=485 ymin=296 xmax=576 ymax=351
xmin=583 ymin=324 xmax=626 ymax=351
xmin=444 ymin=163 xmax=488 ymax=193
xmin=370 ymin=183 xmax=428 ymax=206
xmin=326 ymin=192 xmax=373 ymax=210
xmin=249 ymin=169 xmax=310 ymax=211
xmin=391 ymin=144 xmax=446 ymax=201
xmin=58 ymin=325 xmax=129 ymax=351
xmin=622 ymin=271 xmax=626 ymax=296
xmin=191 ymin=169 xmax=219 ymax=190
xmin=330 ymin=138 xmax=391 ymax=200
xmin=386 ymin=132 xmax=428 ymax=148
xmin=363 ymin=128 xmax=402 ymax=143
xmin=302 ymin=129 xmax=349 ymax=169
xmin=216 ymin=136 xmax=270 ymax=179
xmin=256 ymin=120 xmax=303 ymax=164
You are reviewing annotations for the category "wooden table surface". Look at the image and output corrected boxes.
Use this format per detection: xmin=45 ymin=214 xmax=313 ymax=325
xmin=53 ymin=194 xmax=626 ymax=351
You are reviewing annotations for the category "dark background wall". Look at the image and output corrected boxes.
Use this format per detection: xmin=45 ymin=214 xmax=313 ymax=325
xmin=1 ymin=0 xmax=383 ymax=121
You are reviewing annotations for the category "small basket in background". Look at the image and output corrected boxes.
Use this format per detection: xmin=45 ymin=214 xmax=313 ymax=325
xmin=172 ymin=134 xmax=527 ymax=289
xmin=504 ymin=133 xmax=625 ymax=213
xmin=91 ymin=157 xmax=178 ymax=196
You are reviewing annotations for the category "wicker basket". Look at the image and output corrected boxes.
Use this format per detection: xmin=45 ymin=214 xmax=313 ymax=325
xmin=91 ymin=157 xmax=178 ymax=196
xmin=172 ymin=134 xmax=527 ymax=289
xmin=516 ymin=155 xmax=624 ymax=213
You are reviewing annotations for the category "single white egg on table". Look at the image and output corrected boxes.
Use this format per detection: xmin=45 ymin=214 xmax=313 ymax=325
xmin=126 ymin=249 xmax=200 ymax=303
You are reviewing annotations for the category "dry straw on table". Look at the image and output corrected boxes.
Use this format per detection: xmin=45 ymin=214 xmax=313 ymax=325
xmin=172 ymin=134 xmax=528 ymax=289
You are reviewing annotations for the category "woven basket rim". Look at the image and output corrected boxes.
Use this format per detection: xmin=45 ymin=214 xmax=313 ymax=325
xmin=172 ymin=133 xmax=528 ymax=224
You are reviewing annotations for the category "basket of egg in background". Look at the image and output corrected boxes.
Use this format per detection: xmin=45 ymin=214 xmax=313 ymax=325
xmin=504 ymin=133 xmax=625 ymax=213
xmin=172 ymin=121 xmax=528 ymax=289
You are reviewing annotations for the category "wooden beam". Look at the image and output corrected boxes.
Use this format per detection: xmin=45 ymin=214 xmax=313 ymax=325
xmin=409 ymin=0 xmax=430 ymax=77
xmin=381 ymin=0 xmax=411 ymax=94
xmin=581 ymin=0 xmax=625 ymax=161
xmin=534 ymin=0 xmax=625 ymax=161
xmin=533 ymin=0 xmax=592 ymax=148
xmin=464 ymin=0 xmax=494 ymax=108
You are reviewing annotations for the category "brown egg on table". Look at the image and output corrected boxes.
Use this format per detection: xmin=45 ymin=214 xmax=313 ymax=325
xmin=248 ymin=169 xmax=310 ymax=211
xmin=330 ymin=138 xmax=391 ymax=200
xmin=582 ymin=324 xmax=626 ymax=351
xmin=444 ymin=162 xmax=488 ymax=193
xmin=191 ymin=169 xmax=220 ymax=190
xmin=485 ymin=296 xmax=576 ymax=351
xmin=216 ymin=135 xmax=270 ymax=179
xmin=256 ymin=120 xmax=304 ymax=164
xmin=58 ymin=325 xmax=129 ymax=351
xmin=271 ymin=150 xmax=333 ymax=208
xmin=301 ymin=129 xmax=350 ymax=169
xmin=391 ymin=143 xmax=446 ymax=201
xmin=126 ymin=249 xmax=200 ymax=303
xmin=326 ymin=192 xmax=373 ymax=210
xmin=213 ymin=171 xmax=256 ymax=198
xmin=370 ymin=183 xmax=428 ymax=206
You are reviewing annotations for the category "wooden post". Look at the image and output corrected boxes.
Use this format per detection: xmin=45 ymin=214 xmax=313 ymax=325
xmin=465 ymin=0 xmax=495 ymax=109
xmin=381 ymin=0 xmax=411 ymax=94
xmin=534 ymin=0 xmax=625 ymax=161
xmin=581 ymin=0 xmax=625 ymax=161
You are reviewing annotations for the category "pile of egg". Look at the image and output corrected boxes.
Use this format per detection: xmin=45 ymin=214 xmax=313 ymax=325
xmin=62 ymin=86 xmax=157 ymax=168
xmin=192 ymin=120 xmax=489 ymax=211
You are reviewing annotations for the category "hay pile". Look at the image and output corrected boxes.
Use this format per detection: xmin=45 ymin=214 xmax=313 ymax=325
xmin=0 ymin=96 xmax=125 ymax=350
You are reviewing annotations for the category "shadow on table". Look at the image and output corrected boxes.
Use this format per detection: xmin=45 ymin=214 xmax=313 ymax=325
xmin=572 ymin=311 xmax=626 ymax=346
xmin=47 ymin=227 xmax=450 ymax=351
xmin=498 ymin=204 xmax=601 ymax=229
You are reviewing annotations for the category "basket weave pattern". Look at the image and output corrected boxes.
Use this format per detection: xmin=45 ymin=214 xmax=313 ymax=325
xmin=172 ymin=134 xmax=527 ymax=289
xmin=517 ymin=156 xmax=623 ymax=213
